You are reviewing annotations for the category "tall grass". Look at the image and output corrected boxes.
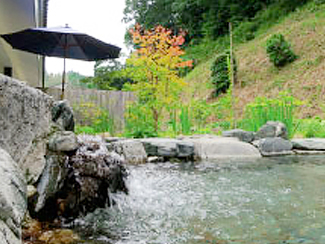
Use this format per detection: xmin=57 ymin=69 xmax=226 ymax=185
xmin=180 ymin=106 xmax=191 ymax=135
xmin=240 ymin=92 xmax=302 ymax=138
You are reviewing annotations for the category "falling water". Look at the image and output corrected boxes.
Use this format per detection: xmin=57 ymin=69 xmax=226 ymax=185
xmin=76 ymin=156 xmax=325 ymax=244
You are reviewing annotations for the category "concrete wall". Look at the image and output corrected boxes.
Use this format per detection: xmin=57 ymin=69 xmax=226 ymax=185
xmin=0 ymin=0 xmax=43 ymax=87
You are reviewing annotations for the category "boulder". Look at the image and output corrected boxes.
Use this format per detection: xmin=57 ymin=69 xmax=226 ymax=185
xmin=292 ymin=138 xmax=325 ymax=150
xmin=23 ymin=136 xmax=48 ymax=184
xmin=48 ymin=131 xmax=79 ymax=152
xmin=253 ymin=137 xmax=293 ymax=156
xmin=0 ymin=148 xmax=27 ymax=244
xmin=108 ymin=139 xmax=148 ymax=164
xmin=140 ymin=138 xmax=195 ymax=159
xmin=222 ymin=129 xmax=255 ymax=143
xmin=256 ymin=121 xmax=288 ymax=139
xmin=183 ymin=137 xmax=261 ymax=160
xmin=51 ymin=100 xmax=75 ymax=131
xmin=32 ymin=154 xmax=68 ymax=215
xmin=0 ymin=74 xmax=53 ymax=182
xmin=29 ymin=136 xmax=128 ymax=222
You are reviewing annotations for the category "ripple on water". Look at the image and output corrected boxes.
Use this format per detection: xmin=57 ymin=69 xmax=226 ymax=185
xmin=77 ymin=155 xmax=325 ymax=244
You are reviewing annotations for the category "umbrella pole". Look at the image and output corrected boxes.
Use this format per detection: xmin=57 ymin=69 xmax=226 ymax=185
xmin=61 ymin=57 xmax=66 ymax=100
xmin=42 ymin=56 xmax=45 ymax=90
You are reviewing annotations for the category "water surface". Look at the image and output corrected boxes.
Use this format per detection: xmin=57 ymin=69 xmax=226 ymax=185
xmin=78 ymin=156 xmax=325 ymax=244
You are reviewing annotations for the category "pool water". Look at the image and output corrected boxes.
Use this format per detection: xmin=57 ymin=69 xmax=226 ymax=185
xmin=77 ymin=156 xmax=325 ymax=244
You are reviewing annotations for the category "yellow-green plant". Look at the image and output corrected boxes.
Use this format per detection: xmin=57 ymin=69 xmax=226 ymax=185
xmin=124 ymin=24 xmax=193 ymax=133
xmin=296 ymin=118 xmax=325 ymax=138
xmin=73 ymin=102 xmax=115 ymax=135
xmin=124 ymin=102 xmax=158 ymax=138
xmin=191 ymin=100 xmax=212 ymax=131
xmin=180 ymin=105 xmax=191 ymax=135
xmin=241 ymin=92 xmax=302 ymax=138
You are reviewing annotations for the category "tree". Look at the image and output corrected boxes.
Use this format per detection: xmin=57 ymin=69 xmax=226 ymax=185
xmin=81 ymin=59 xmax=133 ymax=90
xmin=125 ymin=24 xmax=193 ymax=133
xmin=123 ymin=0 xmax=308 ymax=45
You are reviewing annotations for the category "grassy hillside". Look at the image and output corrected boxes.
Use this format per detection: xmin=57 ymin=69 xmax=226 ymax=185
xmin=186 ymin=1 xmax=325 ymax=119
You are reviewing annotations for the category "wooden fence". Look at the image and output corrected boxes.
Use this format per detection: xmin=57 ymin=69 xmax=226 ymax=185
xmin=47 ymin=87 xmax=136 ymax=131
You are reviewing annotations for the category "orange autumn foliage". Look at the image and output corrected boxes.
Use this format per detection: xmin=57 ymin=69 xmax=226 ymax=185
xmin=129 ymin=23 xmax=193 ymax=70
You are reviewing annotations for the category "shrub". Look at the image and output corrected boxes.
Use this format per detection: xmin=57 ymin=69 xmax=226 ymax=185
xmin=124 ymin=103 xmax=158 ymax=138
xmin=210 ymin=51 xmax=237 ymax=97
xmin=73 ymin=102 xmax=115 ymax=135
xmin=191 ymin=100 xmax=213 ymax=130
xmin=233 ymin=21 xmax=258 ymax=42
xmin=296 ymin=118 xmax=325 ymax=138
xmin=266 ymin=34 xmax=298 ymax=67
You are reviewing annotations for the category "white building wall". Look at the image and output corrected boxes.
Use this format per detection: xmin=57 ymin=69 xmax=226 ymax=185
xmin=0 ymin=0 xmax=42 ymax=87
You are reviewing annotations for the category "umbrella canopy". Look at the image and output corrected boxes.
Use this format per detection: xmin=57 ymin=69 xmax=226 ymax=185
xmin=1 ymin=25 xmax=121 ymax=97
xmin=1 ymin=26 xmax=121 ymax=61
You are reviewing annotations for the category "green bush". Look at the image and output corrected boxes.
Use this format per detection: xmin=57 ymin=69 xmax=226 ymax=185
xmin=296 ymin=118 xmax=325 ymax=138
xmin=233 ymin=21 xmax=258 ymax=42
xmin=73 ymin=102 xmax=115 ymax=135
xmin=210 ymin=51 xmax=237 ymax=97
xmin=266 ymin=34 xmax=298 ymax=67
xmin=124 ymin=103 xmax=158 ymax=138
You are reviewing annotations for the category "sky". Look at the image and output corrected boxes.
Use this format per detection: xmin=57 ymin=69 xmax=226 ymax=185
xmin=46 ymin=0 xmax=128 ymax=76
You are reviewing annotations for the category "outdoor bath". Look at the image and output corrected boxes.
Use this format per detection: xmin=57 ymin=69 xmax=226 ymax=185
xmin=76 ymin=155 xmax=325 ymax=244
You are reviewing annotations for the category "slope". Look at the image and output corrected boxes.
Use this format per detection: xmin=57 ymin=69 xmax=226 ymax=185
xmin=185 ymin=2 xmax=325 ymax=119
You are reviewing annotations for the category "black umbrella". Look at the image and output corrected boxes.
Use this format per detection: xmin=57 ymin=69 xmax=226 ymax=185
xmin=1 ymin=25 xmax=121 ymax=97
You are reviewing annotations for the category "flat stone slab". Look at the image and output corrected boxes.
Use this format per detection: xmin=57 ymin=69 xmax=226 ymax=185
xmin=182 ymin=137 xmax=261 ymax=160
xmin=139 ymin=138 xmax=195 ymax=159
xmin=293 ymin=150 xmax=325 ymax=155
xmin=292 ymin=139 xmax=325 ymax=150
xmin=222 ymin=129 xmax=255 ymax=143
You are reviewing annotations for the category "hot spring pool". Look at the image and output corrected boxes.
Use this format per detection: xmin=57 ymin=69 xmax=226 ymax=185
xmin=77 ymin=155 xmax=325 ymax=244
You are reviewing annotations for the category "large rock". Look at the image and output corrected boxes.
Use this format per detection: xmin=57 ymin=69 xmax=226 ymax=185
xmin=140 ymin=138 xmax=195 ymax=159
xmin=256 ymin=121 xmax=288 ymax=139
xmin=108 ymin=139 xmax=148 ymax=164
xmin=222 ymin=129 xmax=255 ymax=143
xmin=32 ymin=154 xmax=68 ymax=216
xmin=48 ymin=131 xmax=79 ymax=152
xmin=51 ymin=100 xmax=75 ymax=131
xmin=29 ymin=135 xmax=128 ymax=222
xmin=0 ymin=148 xmax=27 ymax=244
xmin=182 ymin=136 xmax=261 ymax=160
xmin=253 ymin=137 xmax=293 ymax=156
xmin=292 ymin=138 xmax=325 ymax=150
xmin=0 ymin=75 xmax=53 ymax=182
